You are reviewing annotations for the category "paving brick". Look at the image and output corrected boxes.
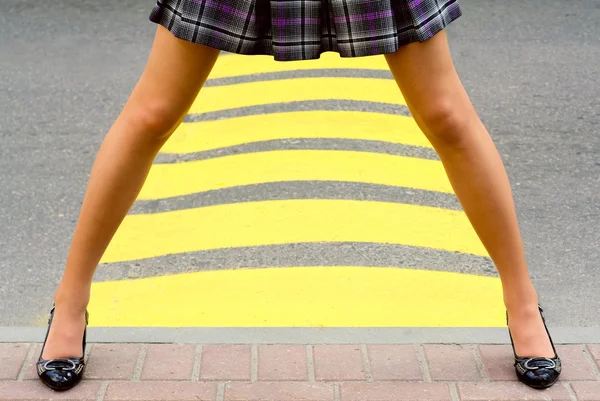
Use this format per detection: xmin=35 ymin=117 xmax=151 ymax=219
xmin=457 ymin=382 xmax=571 ymax=401
xmin=105 ymin=381 xmax=217 ymax=400
xmin=478 ymin=345 xmax=517 ymax=381
xmin=86 ymin=343 xmax=140 ymax=380
xmin=340 ymin=382 xmax=451 ymax=401
xmin=424 ymin=344 xmax=482 ymax=381
xmin=0 ymin=380 xmax=101 ymax=400
xmin=141 ymin=344 xmax=195 ymax=381
xmin=367 ymin=345 xmax=422 ymax=381
xmin=258 ymin=345 xmax=308 ymax=381
xmin=0 ymin=343 xmax=30 ymax=380
xmin=586 ymin=344 xmax=600 ymax=369
xmin=554 ymin=345 xmax=598 ymax=381
xmin=200 ymin=344 xmax=251 ymax=380
xmin=313 ymin=345 xmax=365 ymax=381
xmin=225 ymin=381 xmax=334 ymax=401
xmin=22 ymin=343 xmax=42 ymax=380
xmin=571 ymin=382 xmax=600 ymax=401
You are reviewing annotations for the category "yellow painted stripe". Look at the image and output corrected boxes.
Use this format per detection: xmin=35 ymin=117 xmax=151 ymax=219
xmin=88 ymin=266 xmax=504 ymax=327
xmin=210 ymin=52 xmax=389 ymax=79
xmin=190 ymin=78 xmax=405 ymax=114
xmin=162 ymin=111 xmax=431 ymax=154
xmin=139 ymin=150 xmax=451 ymax=200
xmin=102 ymin=200 xmax=487 ymax=263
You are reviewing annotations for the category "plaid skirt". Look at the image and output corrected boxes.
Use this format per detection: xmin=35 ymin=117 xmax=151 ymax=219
xmin=149 ymin=0 xmax=462 ymax=61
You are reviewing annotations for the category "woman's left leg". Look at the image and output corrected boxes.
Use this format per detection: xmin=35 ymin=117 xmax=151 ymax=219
xmin=384 ymin=30 xmax=554 ymax=358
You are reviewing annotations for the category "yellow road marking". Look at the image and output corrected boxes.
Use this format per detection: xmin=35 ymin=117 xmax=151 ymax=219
xmin=190 ymin=77 xmax=405 ymax=114
xmin=101 ymin=200 xmax=487 ymax=263
xmin=88 ymin=266 xmax=504 ymax=327
xmin=210 ymin=52 xmax=389 ymax=79
xmin=87 ymin=54 xmax=500 ymax=329
xmin=139 ymin=150 xmax=452 ymax=200
xmin=162 ymin=111 xmax=431 ymax=154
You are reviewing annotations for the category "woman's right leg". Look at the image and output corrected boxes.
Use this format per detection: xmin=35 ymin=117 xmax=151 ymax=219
xmin=42 ymin=25 xmax=220 ymax=359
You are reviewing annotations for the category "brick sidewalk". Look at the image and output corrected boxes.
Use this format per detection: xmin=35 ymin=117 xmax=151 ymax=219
xmin=2 ymin=343 xmax=600 ymax=400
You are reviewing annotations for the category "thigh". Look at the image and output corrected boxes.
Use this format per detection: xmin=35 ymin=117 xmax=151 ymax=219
xmin=384 ymin=30 xmax=475 ymax=133
xmin=123 ymin=25 xmax=221 ymax=125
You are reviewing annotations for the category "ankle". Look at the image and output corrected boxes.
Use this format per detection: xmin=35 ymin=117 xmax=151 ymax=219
xmin=53 ymin=283 xmax=90 ymax=313
xmin=505 ymin=300 xmax=541 ymax=319
xmin=503 ymin=289 xmax=540 ymax=316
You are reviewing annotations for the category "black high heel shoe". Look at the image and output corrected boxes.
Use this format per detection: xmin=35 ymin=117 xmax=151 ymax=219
xmin=506 ymin=305 xmax=561 ymax=389
xmin=37 ymin=305 xmax=89 ymax=391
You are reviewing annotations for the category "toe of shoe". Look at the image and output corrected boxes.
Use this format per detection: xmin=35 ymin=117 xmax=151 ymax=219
xmin=518 ymin=368 xmax=560 ymax=389
xmin=38 ymin=370 xmax=82 ymax=391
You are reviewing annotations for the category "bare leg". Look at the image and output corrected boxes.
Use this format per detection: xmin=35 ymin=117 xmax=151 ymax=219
xmin=42 ymin=26 xmax=220 ymax=359
xmin=385 ymin=31 xmax=554 ymax=358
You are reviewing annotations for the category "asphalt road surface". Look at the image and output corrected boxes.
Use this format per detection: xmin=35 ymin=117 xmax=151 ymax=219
xmin=0 ymin=0 xmax=599 ymax=327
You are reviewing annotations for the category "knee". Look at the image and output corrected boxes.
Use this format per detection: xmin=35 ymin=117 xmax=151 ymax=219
xmin=415 ymin=99 xmax=473 ymax=149
xmin=126 ymin=101 xmax=185 ymax=142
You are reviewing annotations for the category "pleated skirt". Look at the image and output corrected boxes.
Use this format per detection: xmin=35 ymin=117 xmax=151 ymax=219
xmin=149 ymin=0 xmax=462 ymax=61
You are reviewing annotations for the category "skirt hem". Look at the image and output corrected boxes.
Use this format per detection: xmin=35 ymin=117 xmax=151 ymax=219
xmin=148 ymin=0 xmax=462 ymax=62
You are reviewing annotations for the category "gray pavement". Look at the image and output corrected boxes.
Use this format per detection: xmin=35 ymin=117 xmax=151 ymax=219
xmin=1 ymin=0 xmax=599 ymax=328
xmin=1 ymin=326 xmax=600 ymax=344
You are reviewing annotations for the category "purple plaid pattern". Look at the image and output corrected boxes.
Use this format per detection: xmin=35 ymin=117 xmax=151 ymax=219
xmin=149 ymin=0 xmax=462 ymax=61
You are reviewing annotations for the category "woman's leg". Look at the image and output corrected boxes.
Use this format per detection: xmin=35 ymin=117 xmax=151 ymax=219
xmin=385 ymin=31 xmax=554 ymax=358
xmin=42 ymin=26 xmax=220 ymax=359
